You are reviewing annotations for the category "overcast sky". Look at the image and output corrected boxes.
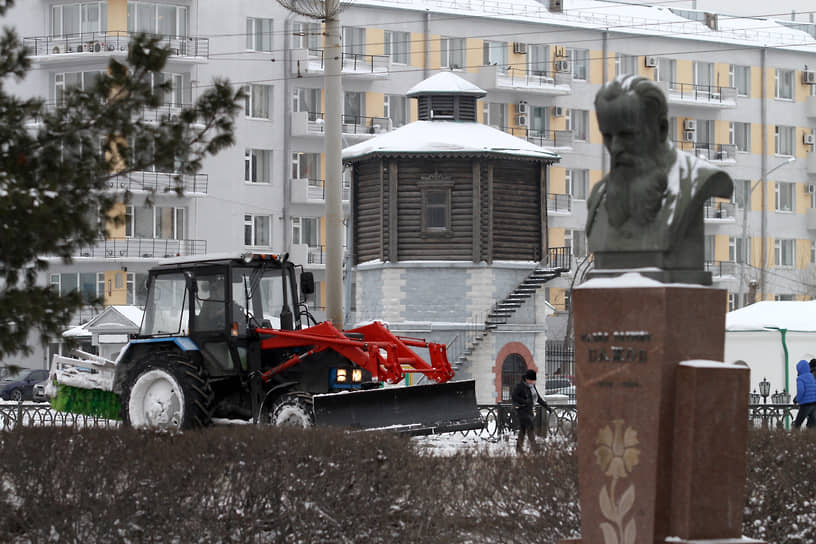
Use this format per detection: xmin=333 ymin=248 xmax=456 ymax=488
xmin=606 ymin=0 xmax=815 ymax=21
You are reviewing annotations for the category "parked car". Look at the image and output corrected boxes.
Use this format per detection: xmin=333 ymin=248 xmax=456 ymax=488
xmin=32 ymin=379 xmax=50 ymax=403
xmin=0 ymin=369 xmax=50 ymax=402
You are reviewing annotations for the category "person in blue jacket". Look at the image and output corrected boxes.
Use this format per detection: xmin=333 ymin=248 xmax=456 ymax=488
xmin=793 ymin=359 xmax=816 ymax=429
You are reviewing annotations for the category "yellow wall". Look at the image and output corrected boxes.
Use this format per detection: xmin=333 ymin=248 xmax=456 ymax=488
xmin=104 ymin=270 xmax=128 ymax=305
xmin=589 ymin=169 xmax=603 ymax=191
xmin=796 ymin=239 xmax=811 ymax=268
xmin=106 ymin=202 xmax=127 ymax=238
xmin=715 ymin=234 xmax=730 ymax=262
xmin=428 ymin=35 xmax=442 ymax=71
xmin=550 ymin=109 xmax=567 ymax=131
xmin=797 ymin=127 xmax=809 ymax=158
xmin=765 ymin=68 xmax=777 ymax=101
xmin=550 ymin=167 xmax=566 ymax=194
xmin=715 ymin=63 xmax=730 ymax=89
xmin=107 ymin=0 xmax=127 ymax=32
xmin=750 ymin=124 xmax=763 ymax=154
xmin=750 ymin=182 xmax=763 ymax=212
xmin=606 ymin=53 xmax=616 ymax=82
xmin=410 ymin=31 xmax=424 ymax=68
xmin=676 ymin=60 xmax=693 ymax=85
xmin=550 ymin=227 xmax=565 ymax=247
xmin=638 ymin=58 xmax=653 ymax=78
xmin=588 ymin=108 xmax=601 ymax=144
xmin=367 ymin=92 xmax=385 ymax=118
xmin=409 ymin=97 xmax=417 ymax=122
xmin=714 ymin=120 xmax=729 ymax=146
xmin=509 ymin=48 xmax=525 ymax=77
xmin=750 ymin=66 xmax=762 ymax=99
xmin=367 ymin=29 xmax=385 ymax=56
xmin=589 ymin=49 xmax=604 ymax=85
xmin=466 ymin=38 xmax=482 ymax=71
xmin=796 ymin=71 xmax=809 ymax=102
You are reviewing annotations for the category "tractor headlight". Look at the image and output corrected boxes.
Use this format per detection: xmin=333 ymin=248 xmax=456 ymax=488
xmin=351 ymin=369 xmax=362 ymax=383
xmin=336 ymin=368 xmax=347 ymax=383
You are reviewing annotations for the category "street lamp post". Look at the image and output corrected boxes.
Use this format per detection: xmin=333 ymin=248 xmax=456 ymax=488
xmin=737 ymin=156 xmax=795 ymax=308
xmin=758 ymin=377 xmax=771 ymax=403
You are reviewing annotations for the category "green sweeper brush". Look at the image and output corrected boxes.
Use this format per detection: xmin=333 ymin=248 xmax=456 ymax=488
xmin=48 ymin=352 xmax=122 ymax=420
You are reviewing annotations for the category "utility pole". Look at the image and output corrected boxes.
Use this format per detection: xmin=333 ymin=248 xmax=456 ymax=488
xmin=277 ymin=0 xmax=345 ymax=328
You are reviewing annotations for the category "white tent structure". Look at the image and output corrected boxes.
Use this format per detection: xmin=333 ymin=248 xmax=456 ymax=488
xmin=725 ymin=301 xmax=816 ymax=398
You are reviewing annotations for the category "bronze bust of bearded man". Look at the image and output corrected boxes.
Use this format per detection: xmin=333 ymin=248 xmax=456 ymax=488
xmin=585 ymin=75 xmax=733 ymax=285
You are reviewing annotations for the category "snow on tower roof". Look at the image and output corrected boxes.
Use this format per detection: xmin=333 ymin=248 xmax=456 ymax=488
xmin=406 ymin=71 xmax=487 ymax=97
xmin=341 ymin=120 xmax=560 ymax=161
xmin=726 ymin=300 xmax=816 ymax=332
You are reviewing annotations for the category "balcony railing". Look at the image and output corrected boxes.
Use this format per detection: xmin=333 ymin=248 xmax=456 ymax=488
xmin=656 ymin=81 xmax=737 ymax=106
xmin=306 ymin=245 xmax=349 ymax=265
xmin=108 ymin=171 xmax=208 ymax=194
xmin=674 ymin=141 xmax=739 ymax=162
xmin=295 ymin=111 xmax=391 ymax=136
xmin=76 ymin=238 xmax=207 ymax=259
xmin=493 ymin=66 xmax=572 ymax=92
xmin=306 ymin=48 xmax=390 ymax=74
xmin=546 ymin=193 xmax=572 ymax=214
xmin=23 ymin=32 xmax=209 ymax=58
xmin=705 ymin=261 xmax=740 ymax=278
xmin=703 ymin=201 xmax=737 ymax=220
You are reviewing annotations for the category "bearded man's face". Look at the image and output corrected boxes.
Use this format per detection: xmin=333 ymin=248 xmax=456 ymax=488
xmin=597 ymin=93 xmax=670 ymax=228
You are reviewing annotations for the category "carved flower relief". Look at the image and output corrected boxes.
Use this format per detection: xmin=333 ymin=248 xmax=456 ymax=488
xmin=595 ymin=419 xmax=640 ymax=478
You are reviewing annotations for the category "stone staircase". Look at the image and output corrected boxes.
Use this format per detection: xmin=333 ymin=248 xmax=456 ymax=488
xmin=451 ymin=249 xmax=570 ymax=372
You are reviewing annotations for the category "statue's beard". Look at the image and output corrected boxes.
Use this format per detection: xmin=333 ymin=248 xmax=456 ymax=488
xmin=605 ymin=160 xmax=668 ymax=228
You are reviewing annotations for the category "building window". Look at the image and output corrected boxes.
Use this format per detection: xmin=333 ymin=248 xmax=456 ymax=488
xmin=775 ymin=69 xmax=794 ymax=99
xmin=567 ymin=48 xmax=588 ymax=80
xmin=342 ymin=26 xmax=366 ymax=56
xmin=50 ymin=272 xmax=100 ymax=303
xmin=291 ymin=152 xmax=320 ymax=180
xmin=775 ymin=294 xmax=796 ymax=301
xmin=126 ymin=272 xmax=148 ymax=305
xmin=244 ymin=214 xmax=271 ymax=247
xmin=244 ymin=84 xmax=272 ymax=119
xmin=729 ymin=236 xmax=747 ymax=263
xmin=729 ymin=122 xmax=750 ymax=152
xmin=483 ymin=102 xmax=506 ymax=129
xmin=730 ymin=65 xmax=750 ymax=96
xmin=528 ymin=44 xmax=549 ymax=76
xmin=615 ymin=54 xmax=637 ymax=77
xmin=128 ymin=2 xmax=187 ymax=36
xmin=422 ymin=188 xmax=451 ymax=232
xmin=55 ymin=71 xmax=104 ymax=104
xmin=292 ymin=216 xmax=319 ymax=246
xmin=384 ymin=30 xmax=410 ymax=64
xmin=483 ymin=40 xmax=508 ymax=70
xmin=696 ymin=119 xmax=715 ymax=146
xmin=565 ymin=229 xmax=587 ymax=259
xmin=732 ymin=179 xmax=750 ymax=210
xmin=704 ymin=235 xmax=715 ymax=263
xmin=775 ymin=182 xmax=794 ymax=212
xmin=246 ymin=17 xmax=273 ymax=52
xmin=125 ymin=205 xmax=185 ymax=239
xmin=292 ymin=87 xmax=321 ymax=115
xmin=52 ymin=2 xmax=108 ymax=36
xmin=656 ymin=58 xmax=676 ymax=88
xmin=501 ymin=353 xmax=527 ymax=401
xmin=775 ymin=126 xmax=795 ymax=156
xmin=440 ymin=37 xmax=466 ymax=69
xmin=343 ymin=91 xmax=365 ymax=126
xmin=293 ymin=21 xmax=321 ymax=49
xmin=245 ymin=149 xmax=272 ymax=183
xmin=566 ymin=169 xmax=588 ymax=200
xmin=811 ymin=241 xmax=816 ymax=264
xmin=530 ymin=106 xmax=549 ymax=137
xmin=774 ymin=239 xmax=795 ymax=267
xmin=385 ymin=95 xmax=408 ymax=128
xmin=693 ymin=61 xmax=714 ymax=87
xmin=568 ymin=109 xmax=589 ymax=141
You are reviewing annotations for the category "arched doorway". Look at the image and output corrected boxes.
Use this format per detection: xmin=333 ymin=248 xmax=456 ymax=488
xmin=501 ymin=353 xmax=527 ymax=401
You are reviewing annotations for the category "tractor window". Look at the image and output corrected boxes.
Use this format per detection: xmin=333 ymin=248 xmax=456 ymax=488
xmin=232 ymin=267 xmax=286 ymax=329
xmin=141 ymin=273 xmax=189 ymax=335
xmin=194 ymin=273 xmax=227 ymax=331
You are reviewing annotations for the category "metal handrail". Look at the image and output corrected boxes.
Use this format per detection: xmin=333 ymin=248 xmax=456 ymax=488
xmin=546 ymin=193 xmax=572 ymax=213
xmin=23 ymin=31 xmax=209 ymax=58
xmin=108 ymin=172 xmax=208 ymax=194
xmin=75 ymin=238 xmax=207 ymax=259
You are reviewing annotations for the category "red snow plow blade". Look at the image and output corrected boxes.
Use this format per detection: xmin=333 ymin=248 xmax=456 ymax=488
xmin=313 ymin=380 xmax=483 ymax=435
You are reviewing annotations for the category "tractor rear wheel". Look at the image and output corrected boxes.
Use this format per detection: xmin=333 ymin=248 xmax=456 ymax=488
xmin=121 ymin=353 xmax=214 ymax=430
xmin=268 ymin=393 xmax=314 ymax=427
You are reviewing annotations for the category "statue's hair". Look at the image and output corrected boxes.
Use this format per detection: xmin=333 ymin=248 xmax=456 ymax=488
xmin=594 ymin=75 xmax=668 ymax=134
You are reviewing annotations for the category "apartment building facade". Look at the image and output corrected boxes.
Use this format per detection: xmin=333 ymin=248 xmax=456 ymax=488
xmin=6 ymin=0 xmax=816 ymax=373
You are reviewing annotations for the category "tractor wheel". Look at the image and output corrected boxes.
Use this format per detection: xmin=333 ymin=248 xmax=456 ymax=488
xmin=268 ymin=393 xmax=314 ymax=427
xmin=9 ymin=389 xmax=22 ymax=402
xmin=121 ymin=353 xmax=214 ymax=430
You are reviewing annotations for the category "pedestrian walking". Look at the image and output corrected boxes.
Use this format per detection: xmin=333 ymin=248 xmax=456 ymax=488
xmin=793 ymin=359 xmax=816 ymax=429
xmin=511 ymin=369 xmax=549 ymax=454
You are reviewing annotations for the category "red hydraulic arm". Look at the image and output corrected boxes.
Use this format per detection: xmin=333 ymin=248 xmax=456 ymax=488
xmin=256 ymin=321 xmax=454 ymax=385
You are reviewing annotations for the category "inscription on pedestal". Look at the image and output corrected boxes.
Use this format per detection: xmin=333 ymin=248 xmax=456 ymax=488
xmin=579 ymin=330 xmax=651 ymax=389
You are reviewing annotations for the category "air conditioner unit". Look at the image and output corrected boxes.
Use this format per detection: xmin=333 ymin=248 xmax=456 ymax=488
xmin=644 ymin=55 xmax=657 ymax=68
xmin=516 ymin=102 xmax=529 ymax=115
xmin=554 ymin=46 xmax=566 ymax=58
xmin=684 ymin=130 xmax=696 ymax=142
xmin=803 ymin=70 xmax=816 ymax=85
xmin=552 ymin=105 xmax=564 ymax=117
xmin=804 ymin=133 xmax=816 ymax=145
xmin=92 ymin=41 xmax=102 ymax=53
xmin=549 ymin=0 xmax=563 ymax=13
xmin=555 ymin=60 xmax=570 ymax=73
xmin=808 ymin=183 xmax=816 ymax=194
xmin=513 ymin=42 xmax=527 ymax=55
xmin=683 ymin=119 xmax=697 ymax=131
xmin=516 ymin=114 xmax=529 ymax=127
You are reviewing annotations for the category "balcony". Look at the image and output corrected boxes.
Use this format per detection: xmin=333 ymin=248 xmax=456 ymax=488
xmin=108 ymin=171 xmax=208 ymax=195
xmin=655 ymin=81 xmax=737 ymax=108
xmin=497 ymin=126 xmax=573 ymax=148
xmin=290 ymin=48 xmax=390 ymax=78
xmin=705 ymin=261 xmax=740 ymax=278
xmin=290 ymin=178 xmax=350 ymax=204
xmin=808 ymin=151 xmax=816 ymax=174
xmin=674 ymin=141 xmax=738 ymax=164
xmin=476 ymin=65 xmax=571 ymax=96
xmin=76 ymin=238 xmax=207 ymax=259
xmin=23 ymin=32 xmax=209 ymax=64
xmin=546 ymin=193 xmax=572 ymax=215
xmin=703 ymin=201 xmax=737 ymax=222
xmin=291 ymin=111 xmax=389 ymax=140
xmin=808 ymin=96 xmax=816 ymax=118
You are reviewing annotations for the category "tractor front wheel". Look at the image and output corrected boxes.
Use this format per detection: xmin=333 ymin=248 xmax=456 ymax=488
xmin=121 ymin=353 xmax=214 ymax=430
xmin=268 ymin=393 xmax=314 ymax=427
